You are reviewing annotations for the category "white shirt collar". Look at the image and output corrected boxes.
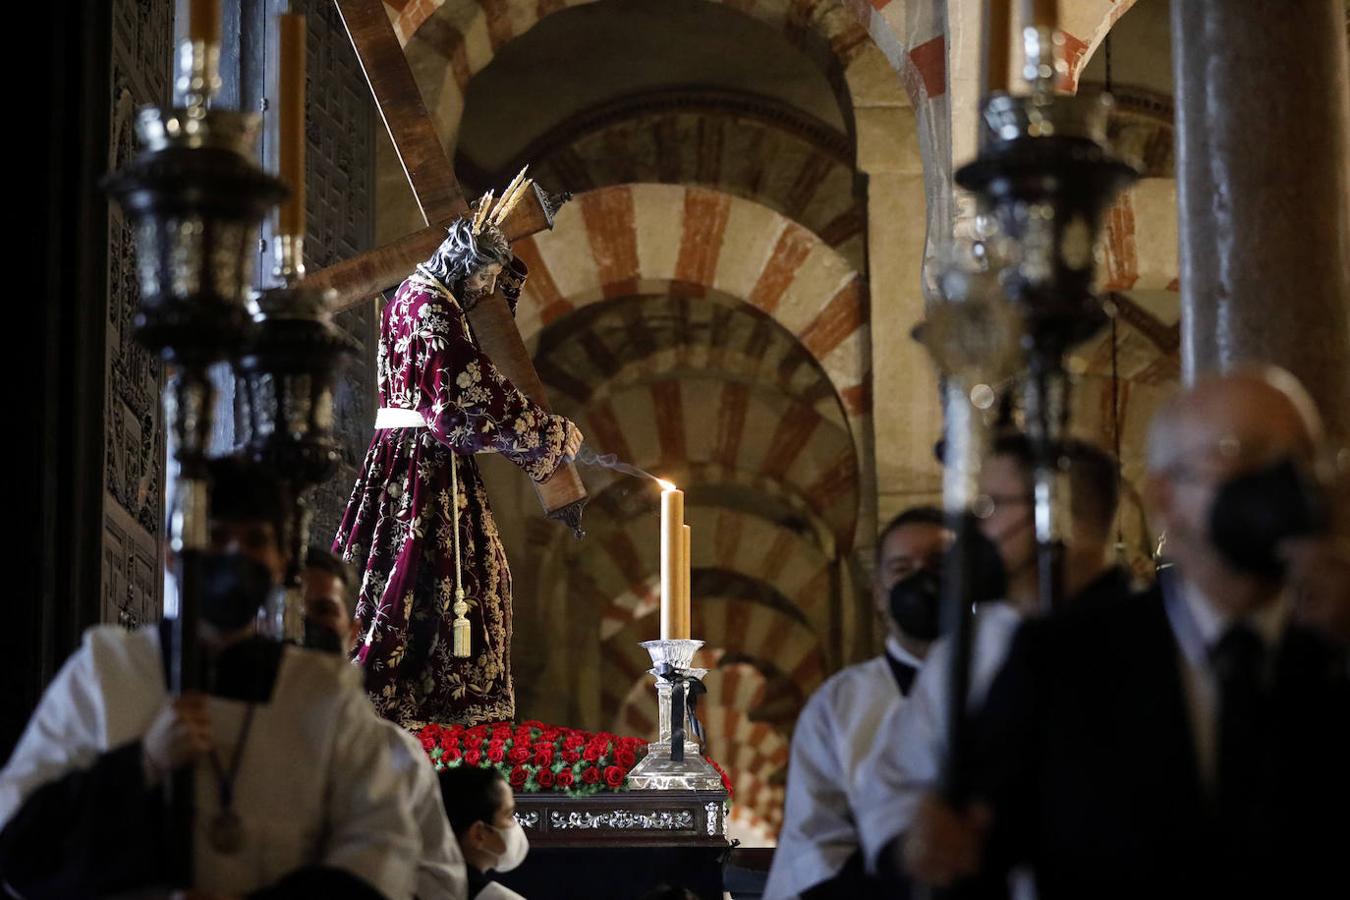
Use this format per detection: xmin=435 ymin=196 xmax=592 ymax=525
xmin=884 ymin=636 xmax=925 ymax=670
xmin=1177 ymin=576 xmax=1290 ymax=653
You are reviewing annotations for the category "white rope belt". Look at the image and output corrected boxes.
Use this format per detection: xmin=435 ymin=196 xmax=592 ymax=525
xmin=374 ymin=407 xmax=428 ymax=429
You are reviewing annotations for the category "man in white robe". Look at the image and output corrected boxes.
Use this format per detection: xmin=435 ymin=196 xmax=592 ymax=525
xmin=0 ymin=457 xmax=419 ymax=899
xmin=855 ymin=435 xmax=1129 ymax=888
xmin=763 ymin=507 xmax=950 ymax=899
xmin=303 ymin=546 xmax=468 ymax=900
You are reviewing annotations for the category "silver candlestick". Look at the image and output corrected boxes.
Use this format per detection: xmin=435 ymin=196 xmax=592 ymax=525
xmin=625 ymin=639 xmax=724 ymax=791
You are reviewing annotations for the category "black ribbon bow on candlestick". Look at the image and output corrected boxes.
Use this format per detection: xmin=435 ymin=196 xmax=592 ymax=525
xmin=656 ymin=663 xmax=707 ymax=763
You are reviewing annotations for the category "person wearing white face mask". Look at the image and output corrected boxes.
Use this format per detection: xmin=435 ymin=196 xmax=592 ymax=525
xmin=438 ymin=765 xmax=530 ymax=899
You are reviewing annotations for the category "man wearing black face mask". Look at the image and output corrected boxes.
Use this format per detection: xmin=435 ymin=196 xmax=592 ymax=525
xmin=902 ymin=368 xmax=1350 ymax=899
xmin=858 ymin=435 xmax=1125 ymax=889
xmin=0 ymin=458 xmax=420 ymax=899
xmin=765 ymin=507 xmax=950 ymax=900
xmin=302 ymin=547 xmax=468 ymax=900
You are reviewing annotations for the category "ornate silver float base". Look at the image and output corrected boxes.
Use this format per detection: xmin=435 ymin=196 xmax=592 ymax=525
xmin=625 ymin=639 xmax=725 ymax=792
xmin=510 ymin=790 xmax=727 ymax=847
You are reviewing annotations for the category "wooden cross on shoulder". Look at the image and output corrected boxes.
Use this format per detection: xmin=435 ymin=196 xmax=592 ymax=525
xmin=307 ymin=0 xmax=587 ymax=536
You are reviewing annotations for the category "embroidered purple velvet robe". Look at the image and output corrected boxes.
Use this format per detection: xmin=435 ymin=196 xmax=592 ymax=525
xmin=333 ymin=272 xmax=568 ymax=726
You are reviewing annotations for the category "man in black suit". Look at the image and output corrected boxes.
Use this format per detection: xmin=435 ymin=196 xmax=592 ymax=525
xmin=901 ymin=368 xmax=1350 ymax=899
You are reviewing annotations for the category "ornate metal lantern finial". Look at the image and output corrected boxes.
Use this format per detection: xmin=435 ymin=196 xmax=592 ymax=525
xmin=951 ymin=12 xmax=1141 ymax=611
xmin=238 ymin=281 xmax=355 ymax=485
xmin=236 ymin=273 xmax=357 ymax=638
xmin=103 ymin=19 xmax=286 ymax=644
xmin=104 ymin=79 xmax=285 ymax=371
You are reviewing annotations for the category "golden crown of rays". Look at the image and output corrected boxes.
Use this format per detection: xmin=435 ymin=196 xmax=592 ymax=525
xmin=470 ymin=166 xmax=532 ymax=236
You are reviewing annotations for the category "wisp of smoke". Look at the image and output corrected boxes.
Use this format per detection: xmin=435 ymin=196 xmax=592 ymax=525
xmin=571 ymin=444 xmax=662 ymax=484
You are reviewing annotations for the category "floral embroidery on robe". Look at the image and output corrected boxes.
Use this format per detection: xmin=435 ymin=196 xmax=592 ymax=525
xmin=333 ymin=273 xmax=569 ymax=726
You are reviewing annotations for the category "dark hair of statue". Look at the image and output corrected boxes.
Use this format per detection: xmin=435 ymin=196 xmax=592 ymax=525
xmin=421 ymin=215 xmax=512 ymax=293
xmin=438 ymin=765 xmax=508 ymax=837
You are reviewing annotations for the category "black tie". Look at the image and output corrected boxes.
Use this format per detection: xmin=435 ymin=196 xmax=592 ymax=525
xmin=885 ymin=653 xmax=917 ymax=696
xmin=1209 ymin=623 xmax=1269 ymax=844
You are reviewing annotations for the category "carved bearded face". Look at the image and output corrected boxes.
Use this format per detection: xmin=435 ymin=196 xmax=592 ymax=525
xmin=422 ymin=216 xmax=511 ymax=301
xmin=460 ymin=261 xmax=504 ymax=303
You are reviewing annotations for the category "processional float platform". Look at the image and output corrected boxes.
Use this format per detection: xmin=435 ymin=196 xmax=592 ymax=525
xmin=497 ymin=789 xmax=731 ymax=900
xmin=511 ymin=788 xmax=730 ymax=849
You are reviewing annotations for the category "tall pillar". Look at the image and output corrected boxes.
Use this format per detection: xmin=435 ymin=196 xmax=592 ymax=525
xmin=1171 ymin=0 xmax=1350 ymax=440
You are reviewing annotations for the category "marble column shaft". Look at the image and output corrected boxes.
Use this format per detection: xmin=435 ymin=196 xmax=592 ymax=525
xmin=1171 ymin=0 xmax=1350 ymax=441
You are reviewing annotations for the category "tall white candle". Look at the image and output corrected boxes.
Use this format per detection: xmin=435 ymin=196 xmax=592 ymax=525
xmin=659 ymin=480 xmax=687 ymax=640
xmin=682 ymin=523 xmax=692 ymax=637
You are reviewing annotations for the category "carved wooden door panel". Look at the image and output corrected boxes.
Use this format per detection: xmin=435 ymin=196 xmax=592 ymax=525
xmin=101 ymin=0 xmax=173 ymax=628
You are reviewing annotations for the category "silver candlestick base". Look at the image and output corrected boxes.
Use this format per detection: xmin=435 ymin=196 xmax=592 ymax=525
xmin=625 ymin=639 xmax=724 ymax=792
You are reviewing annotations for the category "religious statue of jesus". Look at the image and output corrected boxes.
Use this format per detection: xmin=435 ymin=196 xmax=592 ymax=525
xmin=333 ymin=189 xmax=583 ymax=727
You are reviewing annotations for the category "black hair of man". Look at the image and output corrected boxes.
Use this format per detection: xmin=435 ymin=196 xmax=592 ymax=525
xmin=989 ymin=432 xmax=1120 ymax=540
xmin=304 ymin=546 xmax=358 ymax=619
xmin=206 ymin=455 xmax=288 ymax=549
xmin=438 ymin=765 xmax=507 ymax=838
xmin=876 ymin=506 xmax=946 ymax=565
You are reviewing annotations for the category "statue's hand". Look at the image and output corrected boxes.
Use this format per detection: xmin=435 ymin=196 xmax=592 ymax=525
xmin=562 ymin=421 xmax=584 ymax=463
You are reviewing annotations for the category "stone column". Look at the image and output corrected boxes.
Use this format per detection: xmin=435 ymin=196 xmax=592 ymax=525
xmin=1171 ymin=0 xmax=1350 ymax=440
xmin=848 ymin=46 xmax=942 ymax=661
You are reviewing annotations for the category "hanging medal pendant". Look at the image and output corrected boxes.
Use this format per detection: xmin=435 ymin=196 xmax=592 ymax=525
xmin=209 ymin=808 xmax=244 ymax=854
xmin=206 ymin=703 xmax=257 ymax=856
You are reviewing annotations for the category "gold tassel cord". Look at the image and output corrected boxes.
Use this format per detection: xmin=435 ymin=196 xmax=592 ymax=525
xmin=450 ymin=449 xmax=471 ymax=658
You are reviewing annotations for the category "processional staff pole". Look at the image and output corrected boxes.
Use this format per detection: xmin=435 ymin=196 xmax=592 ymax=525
xmin=917 ymin=0 xmax=1025 ymax=820
xmin=956 ymin=0 xmax=1138 ymax=614
xmin=923 ymin=0 xmax=1138 ymax=879
xmin=919 ymin=251 xmax=1022 ymax=809
xmin=103 ymin=0 xmax=285 ymax=881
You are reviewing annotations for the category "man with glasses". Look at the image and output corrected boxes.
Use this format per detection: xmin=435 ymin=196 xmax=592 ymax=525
xmin=900 ymin=368 xmax=1349 ymax=898
xmin=856 ymin=433 xmax=1128 ymax=891
xmin=971 ymin=433 xmax=1128 ymax=616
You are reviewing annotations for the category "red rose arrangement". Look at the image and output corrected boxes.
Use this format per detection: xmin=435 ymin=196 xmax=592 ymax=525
xmin=415 ymin=720 xmax=662 ymax=796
